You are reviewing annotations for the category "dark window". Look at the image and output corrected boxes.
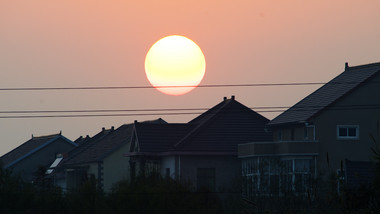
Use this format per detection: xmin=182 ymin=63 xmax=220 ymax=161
xmin=339 ymin=127 xmax=347 ymax=136
xmin=348 ymin=128 xmax=356 ymax=137
xmin=165 ymin=168 xmax=170 ymax=178
xmin=295 ymin=159 xmax=311 ymax=173
xmin=197 ymin=168 xmax=216 ymax=191
xmin=337 ymin=126 xmax=359 ymax=139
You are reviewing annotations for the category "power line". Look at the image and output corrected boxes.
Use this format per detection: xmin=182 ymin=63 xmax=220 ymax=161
xmin=0 ymin=104 xmax=378 ymax=114
xmin=0 ymin=104 xmax=379 ymax=119
xmin=0 ymin=112 xmax=204 ymax=119
xmin=0 ymin=81 xmax=366 ymax=91
xmin=0 ymin=106 xmax=287 ymax=114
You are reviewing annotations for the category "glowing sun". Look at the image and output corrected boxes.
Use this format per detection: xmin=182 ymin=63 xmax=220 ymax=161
xmin=145 ymin=35 xmax=206 ymax=96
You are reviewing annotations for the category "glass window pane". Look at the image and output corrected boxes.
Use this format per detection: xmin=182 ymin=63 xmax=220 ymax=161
xmin=339 ymin=127 xmax=347 ymax=136
xmin=295 ymin=159 xmax=311 ymax=173
xmin=348 ymin=127 xmax=357 ymax=137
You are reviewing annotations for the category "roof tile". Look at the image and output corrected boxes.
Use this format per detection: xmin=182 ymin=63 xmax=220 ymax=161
xmin=269 ymin=62 xmax=380 ymax=126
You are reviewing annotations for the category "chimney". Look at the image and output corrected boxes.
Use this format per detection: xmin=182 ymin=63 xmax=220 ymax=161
xmin=111 ymin=126 xmax=115 ymax=131
xmin=231 ymin=95 xmax=235 ymax=100
xmin=345 ymin=62 xmax=349 ymax=71
xmin=223 ymin=97 xmax=227 ymax=101
xmin=102 ymin=127 xmax=105 ymax=132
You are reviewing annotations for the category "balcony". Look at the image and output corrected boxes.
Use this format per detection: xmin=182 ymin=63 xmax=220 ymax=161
xmin=238 ymin=140 xmax=319 ymax=158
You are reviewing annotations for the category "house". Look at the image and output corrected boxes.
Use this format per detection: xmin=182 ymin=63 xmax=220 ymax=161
xmin=62 ymin=125 xmax=132 ymax=192
xmin=0 ymin=132 xmax=77 ymax=183
xmin=127 ymin=96 xmax=272 ymax=192
xmin=50 ymin=128 xmax=113 ymax=189
xmin=61 ymin=118 xmax=166 ymax=192
xmin=238 ymin=62 xmax=380 ymax=197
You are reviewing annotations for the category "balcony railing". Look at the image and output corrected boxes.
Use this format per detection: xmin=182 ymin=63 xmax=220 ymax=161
xmin=238 ymin=140 xmax=319 ymax=158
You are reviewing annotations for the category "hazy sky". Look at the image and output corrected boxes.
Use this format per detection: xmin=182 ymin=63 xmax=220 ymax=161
xmin=1 ymin=0 xmax=380 ymax=155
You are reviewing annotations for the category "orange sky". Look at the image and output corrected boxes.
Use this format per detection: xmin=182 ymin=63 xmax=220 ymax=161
xmin=0 ymin=0 xmax=380 ymax=155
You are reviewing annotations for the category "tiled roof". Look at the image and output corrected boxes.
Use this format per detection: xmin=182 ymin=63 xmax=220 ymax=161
xmin=63 ymin=128 xmax=112 ymax=164
xmin=269 ymin=62 xmax=380 ymax=126
xmin=132 ymin=96 xmax=271 ymax=154
xmin=0 ymin=133 xmax=76 ymax=168
xmin=134 ymin=123 xmax=193 ymax=153
xmin=64 ymin=124 xmax=134 ymax=165
xmin=188 ymin=97 xmax=230 ymax=125
xmin=175 ymin=96 xmax=271 ymax=152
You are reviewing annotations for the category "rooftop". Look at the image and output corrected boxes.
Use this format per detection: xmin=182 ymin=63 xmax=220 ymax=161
xmin=269 ymin=62 xmax=380 ymax=126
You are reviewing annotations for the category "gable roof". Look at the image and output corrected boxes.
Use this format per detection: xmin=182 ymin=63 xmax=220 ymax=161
xmin=64 ymin=128 xmax=112 ymax=164
xmin=133 ymin=123 xmax=193 ymax=153
xmin=269 ymin=62 xmax=380 ymax=126
xmin=0 ymin=133 xmax=77 ymax=168
xmin=188 ymin=96 xmax=233 ymax=125
xmin=129 ymin=96 xmax=271 ymax=155
xmin=175 ymin=96 xmax=271 ymax=152
xmin=64 ymin=124 xmax=134 ymax=165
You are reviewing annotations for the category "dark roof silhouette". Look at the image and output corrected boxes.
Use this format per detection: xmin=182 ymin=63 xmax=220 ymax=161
xmin=64 ymin=125 xmax=133 ymax=165
xmin=64 ymin=119 xmax=166 ymax=165
xmin=0 ymin=133 xmax=76 ymax=168
xmin=269 ymin=62 xmax=380 ymax=126
xmin=129 ymin=96 xmax=271 ymax=155
xmin=133 ymin=123 xmax=193 ymax=153
xmin=64 ymin=128 xmax=112 ymax=164
xmin=176 ymin=96 xmax=271 ymax=152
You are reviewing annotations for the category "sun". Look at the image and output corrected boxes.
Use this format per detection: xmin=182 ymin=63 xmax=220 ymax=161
xmin=144 ymin=35 xmax=206 ymax=96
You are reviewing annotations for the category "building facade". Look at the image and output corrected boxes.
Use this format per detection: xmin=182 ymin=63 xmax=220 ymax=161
xmin=127 ymin=96 xmax=272 ymax=192
xmin=239 ymin=62 xmax=380 ymax=197
xmin=0 ymin=133 xmax=77 ymax=183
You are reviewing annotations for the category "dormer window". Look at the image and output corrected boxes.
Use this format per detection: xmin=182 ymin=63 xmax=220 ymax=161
xmin=337 ymin=125 xmax=359 ymax=140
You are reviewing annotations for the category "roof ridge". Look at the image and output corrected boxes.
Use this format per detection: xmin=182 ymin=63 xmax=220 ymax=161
xmin=173 ymin=97 xmax=234 ymax=148
xmin=2 ymin=134 xmax=63 ymax=168
xmin=345 ymin=62 xmax=380 ymax=71
xmin=1 ymin=133 xmax=61 ymax=160
xmin=96 ymin=124 xmax=134 ymax=161
xmin=63 ymin=129 xmax=112 ymax=164
xmin=31 ymin=133 xmax=61 ymax=140
xmin=269 ymin=61 xmax=380 ymax=126
xmin=64 ymin=123 xmax=134 ymax=165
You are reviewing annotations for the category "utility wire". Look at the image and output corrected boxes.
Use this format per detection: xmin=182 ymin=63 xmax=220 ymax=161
xmin=0 ymin=104 xmax=378 ymax=114
xmin=0 ymin=106 xmax=287 ymax=114
xmin=1 ymin=104 xmax=380 ymax=119
xmin=0 ymin=81 xmax=367 ymax=91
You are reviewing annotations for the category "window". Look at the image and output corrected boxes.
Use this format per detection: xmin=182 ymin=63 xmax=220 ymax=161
xmin=165 ymin=168 xmax=170 ymax=178
xmin=197 ymin=168 xmax=216 ymax=191
xmin=295 ymin=159 xmax=311 ymax=173
xmin=337 ymin=125 xmax=359 ymax=139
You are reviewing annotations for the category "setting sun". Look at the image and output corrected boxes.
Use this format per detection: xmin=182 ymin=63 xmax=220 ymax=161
xmin=144 ymin=35 xmax=206 ymax=96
